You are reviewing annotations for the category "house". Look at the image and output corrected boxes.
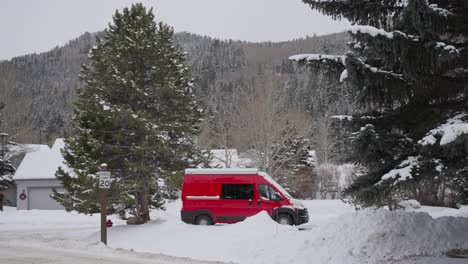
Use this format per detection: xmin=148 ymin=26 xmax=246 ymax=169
xmin=13 ymin=139 xmax=69 ymax=210
xmin=1 ymin=143 xmax=51 ymax=207
xmin=209 ymin=149 xmax=256 ymax=168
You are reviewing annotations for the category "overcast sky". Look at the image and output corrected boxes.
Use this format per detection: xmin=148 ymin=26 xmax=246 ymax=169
xmin=0 ymin=0 xmax=349 ymax=60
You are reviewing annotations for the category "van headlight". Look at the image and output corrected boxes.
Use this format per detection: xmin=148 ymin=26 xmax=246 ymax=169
xmin=291 ymin=199 xmax=304 ymax=210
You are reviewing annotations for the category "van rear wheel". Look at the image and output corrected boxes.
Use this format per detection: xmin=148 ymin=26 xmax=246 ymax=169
xmin=195 ymin=215 xmax=212 ymax=226
xmin=277 ymin=214 xmax=293 ymax=225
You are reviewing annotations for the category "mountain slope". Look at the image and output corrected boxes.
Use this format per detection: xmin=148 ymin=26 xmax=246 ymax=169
xmin=0 ymin=31 xmax=350 ymax=143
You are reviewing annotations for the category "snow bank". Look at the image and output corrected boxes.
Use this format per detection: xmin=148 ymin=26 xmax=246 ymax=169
xmin=300 ymin=209 xmax=468 ymax=264
xmin=106 ymin=201 xmax=468 ymax=264
xmin=0 ymin=206 xmax=125 ymax=231
xmin=399 ymin=199 xmax=421 ymax=209
xmin=406 ymin=205 xmax=468 ymax=219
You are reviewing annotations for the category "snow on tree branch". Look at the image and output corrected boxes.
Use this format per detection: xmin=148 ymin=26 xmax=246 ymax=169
xmin=289 ymin=54 xmax=345 ymax=72
xmin=379 ymin=156 xmax=420 ymax=183
xmin=418 ymin=114 xmax=468 ymax=146
xmin=348 ymin=25 xmax=420 ymax=41
xmin=289 ymin=54 xmax=344 ymax=64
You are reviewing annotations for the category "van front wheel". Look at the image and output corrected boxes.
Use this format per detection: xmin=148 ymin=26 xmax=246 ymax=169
xmin=195 ymin=215 xmax=212 ymax=226
xmin=277 ymin=214 xmax=293 ymax=225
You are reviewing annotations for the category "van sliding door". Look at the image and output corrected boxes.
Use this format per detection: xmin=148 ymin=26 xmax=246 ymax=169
xmin=218 ymin=184 xmax=256 ymax=222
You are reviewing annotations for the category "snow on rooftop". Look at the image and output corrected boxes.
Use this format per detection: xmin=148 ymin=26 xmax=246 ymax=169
xmin=185 ymin=168 xmax=258 ymax=175
xmin=21 ymin=143 xmax=51 ymax=153
xmin=13 ymin=138 xmax=70 ymax=181
xmin=51 ymin=138 xmax=65 ymax=152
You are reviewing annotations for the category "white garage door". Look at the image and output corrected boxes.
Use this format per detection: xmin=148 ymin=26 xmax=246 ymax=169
xmin=28 ymin=187 xmax=65 ymax=210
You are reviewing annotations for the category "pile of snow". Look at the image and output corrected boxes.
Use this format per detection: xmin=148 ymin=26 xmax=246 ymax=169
xmin=300 ymin=209 xmax=468 ymax=264
xmin=0 ymin=206 xmax=125 ymax=231
xmin=399 ymin=199 xmax=421 ymax=209
xmin=407 ymin=205 xmax=468 ymax=219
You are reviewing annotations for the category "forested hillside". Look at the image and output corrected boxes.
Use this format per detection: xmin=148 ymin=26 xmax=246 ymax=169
xmin=0 ymin=31 xmax=350 ymax=145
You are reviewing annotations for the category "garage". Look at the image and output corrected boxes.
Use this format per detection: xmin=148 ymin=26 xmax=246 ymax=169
xmin=28 ymin=187 xmax=64 ymax=210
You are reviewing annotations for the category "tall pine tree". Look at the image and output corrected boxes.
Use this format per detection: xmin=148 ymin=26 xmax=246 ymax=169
xmin=53 ymin=4 xmax=204 ymax=223
xmin=292 ymin=0 xmax=468 ymax=209
xmin=0 ymin=103 xmax=16 ymax=210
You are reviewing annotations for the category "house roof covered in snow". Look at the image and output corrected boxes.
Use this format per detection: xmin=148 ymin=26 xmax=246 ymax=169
xmin=209 ymin=149 xmax=257 ymax=168
xmin=13 ymin=138 xmax=69 ymax=181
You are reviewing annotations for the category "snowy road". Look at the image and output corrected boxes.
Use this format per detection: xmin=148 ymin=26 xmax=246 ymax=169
xmin=0 ymin=243 xmax=226 ymax=264
xmin=0 ymin=233 xmax=227 ymax=264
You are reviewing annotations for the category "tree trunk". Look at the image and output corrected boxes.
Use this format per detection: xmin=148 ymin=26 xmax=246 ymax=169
xmin=138 ymin=187 xmax=150 ymax=223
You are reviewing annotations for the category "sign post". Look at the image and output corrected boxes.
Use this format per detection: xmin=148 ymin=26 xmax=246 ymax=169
xmin=98 ymin=163 xmax=111 ymax=245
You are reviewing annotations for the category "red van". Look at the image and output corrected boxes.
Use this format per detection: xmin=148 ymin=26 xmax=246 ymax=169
xmin=181 ymin=168 xmax=309 ymax=226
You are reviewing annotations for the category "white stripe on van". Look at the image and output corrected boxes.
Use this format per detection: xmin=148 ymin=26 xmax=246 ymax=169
xmin=186 ymin=195 xmax=220 ymax=200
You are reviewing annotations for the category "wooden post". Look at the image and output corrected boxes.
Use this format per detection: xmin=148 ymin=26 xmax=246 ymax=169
xmin=100 ymin=187 xmax=107 ymax=245
xmin=99 ymin=163 xmax=111 ymax=245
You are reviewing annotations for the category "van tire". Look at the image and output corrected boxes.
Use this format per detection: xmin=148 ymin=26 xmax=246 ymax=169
xmin=195 ymin=215 xmax=212 ymax=226
xmin=277 ymin=214 xmax=293 ymax=226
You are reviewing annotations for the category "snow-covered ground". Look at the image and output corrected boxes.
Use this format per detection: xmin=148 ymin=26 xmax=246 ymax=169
xmin=1 ymin=200 xmax=468 ymax=264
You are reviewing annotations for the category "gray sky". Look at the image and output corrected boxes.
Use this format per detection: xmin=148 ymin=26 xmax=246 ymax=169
xmin=0 ymin=0 xmax=349 ymax=60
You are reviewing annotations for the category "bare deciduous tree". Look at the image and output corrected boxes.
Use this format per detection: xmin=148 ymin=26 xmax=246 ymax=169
xmin=315 ymin=163 xmax=341 ymax=199
xmin=232 ymin=77 xmax=312 ymax=177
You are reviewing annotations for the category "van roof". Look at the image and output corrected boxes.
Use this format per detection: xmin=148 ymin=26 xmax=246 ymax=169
xmin=185 ymin=168 xmax=258 ymax=175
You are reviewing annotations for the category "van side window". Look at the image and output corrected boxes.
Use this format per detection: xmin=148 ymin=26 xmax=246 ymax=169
xmin=258 ymin=184 xmax=283 ymax=201
xmin=221 ymin=184 xmax=254 ymax=200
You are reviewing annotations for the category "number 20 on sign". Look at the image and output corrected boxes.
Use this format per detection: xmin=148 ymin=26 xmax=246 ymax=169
xmin=99 ymin=171 xmax=111 ymax=189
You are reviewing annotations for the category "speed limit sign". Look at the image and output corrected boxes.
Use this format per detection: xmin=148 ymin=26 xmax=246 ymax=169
xmin=99 ymin=171 xmax=111 ymax=189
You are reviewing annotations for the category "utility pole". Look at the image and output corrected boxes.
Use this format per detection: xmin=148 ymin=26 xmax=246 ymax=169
xmin=98 ymin=163 xmax=111 ymax=245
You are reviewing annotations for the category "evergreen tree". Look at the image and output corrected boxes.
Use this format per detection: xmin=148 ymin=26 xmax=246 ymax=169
xmin=0 ymin=103 xmax=16 ymax=209
xmin=294 ymin=0 xmax=468 ymax=208
xmin=53 ymin=4 xmax=204 ymax=223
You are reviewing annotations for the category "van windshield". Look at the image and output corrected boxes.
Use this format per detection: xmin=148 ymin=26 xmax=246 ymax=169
xmin=258 ymin=172 xmax=293 ymax=199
